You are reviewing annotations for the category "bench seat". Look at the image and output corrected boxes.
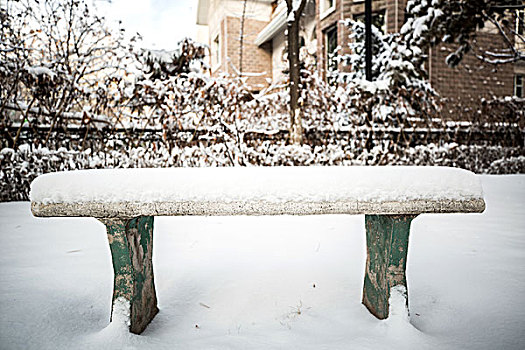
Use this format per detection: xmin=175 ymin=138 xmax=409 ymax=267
xmin=30 ymin=166 xmax=485 ymax=334
xmin=31 ymin=166 xmax=485 ymax=217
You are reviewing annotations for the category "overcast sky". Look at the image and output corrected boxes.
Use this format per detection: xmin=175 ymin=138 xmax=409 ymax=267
xmin=95 ymin=0 xmax=198 ymax=50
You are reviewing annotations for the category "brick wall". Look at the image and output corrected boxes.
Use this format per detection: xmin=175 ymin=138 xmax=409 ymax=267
xmin=211 ymin=16 xmax=272 ymax=91
xmin=429 ymin=32 xmax=515 ymax=107
xmin=386 ymin=0 xmax=407 ymax=33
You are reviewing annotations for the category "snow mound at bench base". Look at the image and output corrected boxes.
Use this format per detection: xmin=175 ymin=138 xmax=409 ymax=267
xmin=30 ymin=166 xmax=484 ymax=216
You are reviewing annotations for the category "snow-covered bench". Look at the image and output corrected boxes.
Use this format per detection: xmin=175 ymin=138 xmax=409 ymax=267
xmin=30 ymin=166 xmax=485 ymax=334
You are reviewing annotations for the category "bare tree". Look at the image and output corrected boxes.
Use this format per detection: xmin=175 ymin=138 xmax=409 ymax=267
xmin=239 ymin=0 xmax=248 ymax=75
xmin=0 ymin=0 xmax=136 ymax=149
xmin=285 ymin=0 xmax=307 ymax=145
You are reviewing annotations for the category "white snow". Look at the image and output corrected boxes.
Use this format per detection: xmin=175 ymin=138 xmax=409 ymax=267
xmin=355 ymin=79 xmax=390 ymax=94
xmin=144 ymin=49 xmax=177 ymax=64
xmin=26 ymin=66 xmax=56 ymax=79
xmin=110 ymin=297 xmax=131 ymax=329
xmin=1 ymin=175 xmax=524 ymax=349
xmin=388 ymin=285 xmax=409 ymax=323
xmin=30 ymin=166 xmax=484 ymax=205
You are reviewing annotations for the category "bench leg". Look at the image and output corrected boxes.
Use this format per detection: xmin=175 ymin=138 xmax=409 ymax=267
xmin=362 ymin=214 xmax=417 ymax=319
xmin=98 ymin=216 xmax=159 ymax=334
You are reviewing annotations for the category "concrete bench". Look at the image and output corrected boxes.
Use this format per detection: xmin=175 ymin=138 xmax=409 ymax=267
xmin=30 ymin=166 xmax=485 ymax=334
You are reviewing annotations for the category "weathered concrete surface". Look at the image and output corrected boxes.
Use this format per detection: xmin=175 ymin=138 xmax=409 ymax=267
xmin=32 ymin=198 xmax=486 ymax=218
xmin=99 ymin=216 xmax=158 ymax=334
xmin=362 ymin=214 xmax=417 ymax=320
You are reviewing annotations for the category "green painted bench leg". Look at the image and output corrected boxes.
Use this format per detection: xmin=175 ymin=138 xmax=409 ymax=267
xmin=362 ymin=214 xmax=418 ymax=319
xmin=98 ymin=216 xmax=159 ymax=334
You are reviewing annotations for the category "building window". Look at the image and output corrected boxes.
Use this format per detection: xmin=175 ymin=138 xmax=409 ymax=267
xmin=515 ymin=74 xmax=523 ymax=98
xmin=299 ymin=35 xmax=306 ymax=48
xmin=320 ymin=0 xmax=335 ymax=17
xmin=325 ymin=25 xmax=338 ymax=73
xmin=354 ymin=10 xmax=386 ymax=34
xmin=212 ymin=34 xmax=220 ymax=68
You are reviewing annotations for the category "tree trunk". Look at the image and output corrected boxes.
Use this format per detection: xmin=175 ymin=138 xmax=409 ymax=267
xmin=286 ymin=0 xmax=306 ymax=145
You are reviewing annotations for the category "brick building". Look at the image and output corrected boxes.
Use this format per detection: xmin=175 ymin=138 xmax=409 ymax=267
xmin=196 ymin=0 xmax=274 ymax=90
xmin=196 ymin=0 xmax=524 ymax=101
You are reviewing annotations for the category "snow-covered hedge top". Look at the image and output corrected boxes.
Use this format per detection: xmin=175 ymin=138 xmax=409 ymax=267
xmin=30 ymin=166 xmax=483 ymax=206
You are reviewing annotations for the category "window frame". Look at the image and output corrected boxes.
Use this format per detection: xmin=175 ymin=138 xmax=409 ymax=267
xmin=514 ymin=74 xmax=523 ymax=98
xmin=516 ymin=10 xmax=524 ymax=36
xmin=320 ymin=0 xmax=336 ymax=19
xmin=324 ymin=24 xmax=338 ymax=74
xmin=211 ymin=34 xmax=221 ymax=71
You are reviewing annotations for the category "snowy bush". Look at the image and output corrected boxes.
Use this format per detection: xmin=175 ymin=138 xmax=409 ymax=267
xmin=1 ymin=137 xmax=523 ymax=202
xmin=335 ymin=19 xmax=440 ymax=134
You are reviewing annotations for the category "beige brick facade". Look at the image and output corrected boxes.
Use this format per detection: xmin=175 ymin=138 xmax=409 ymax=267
xmin=223 ymin=16 xmax=272 ymax=90
xmin=198 ymin=0 xmax=273 ymax=91
xmin=198 ymin=0 xmax=516 ymax=102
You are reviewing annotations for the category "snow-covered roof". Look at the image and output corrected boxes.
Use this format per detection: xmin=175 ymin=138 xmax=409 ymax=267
xmin=30 ymin=166 xmax=485 ymax=217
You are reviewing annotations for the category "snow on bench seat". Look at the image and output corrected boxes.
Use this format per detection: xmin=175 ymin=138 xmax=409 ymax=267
xmin=30 ymin=166 xmax=485 ymax=218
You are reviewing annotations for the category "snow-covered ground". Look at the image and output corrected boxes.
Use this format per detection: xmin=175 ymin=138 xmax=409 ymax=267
xmin=1 ymin=175 xmax=524 ymax=349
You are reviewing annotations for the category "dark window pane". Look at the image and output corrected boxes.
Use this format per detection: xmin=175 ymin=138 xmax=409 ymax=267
xmin=325 ymin=25 xmax=338 ymax=73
